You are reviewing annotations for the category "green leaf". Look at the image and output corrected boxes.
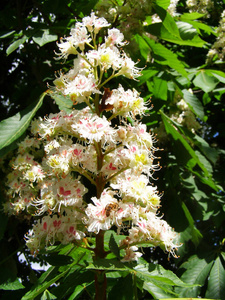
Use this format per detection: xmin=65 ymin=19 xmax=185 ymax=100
xmin=86 ymin=258 xmax=128 ymax=271
xmin=108 ymin=274 xmax=134 ymax=300
xmin=208 ymin=70 xmax=225 ymax=84
xmin=181 ymin=202 xmax=203 ymax=246
xmin=153 ymin=4 xmax=180 ymax=38
xmin=142 ymin=35 xmax=187 ymax=77
xmin=135 ymin=34 xmax=150 ymax=60
xmin=21 ymin=266 xmax=71 ymax=300
xmin=0 ymin=278 xmax=25 ymax=290
xmin=33 ymin=29 xmax=58 ymax=47
xmin=205 ymin=255 xmax=225 ymax=300
xmin=143 ymin=281 xmax=175 ymax=298
xmin=176 ymin=254 xmax=214 ymax=297
xmin=48 ymin=92 xmax=73 ymax=113
xmin=134 ymin=263 xmax=195 ymax=298
xmin=146 ymin=20 xmax=205 ymax=47
xmin=41 ymin=289 xmax=57 ymax=300
xmin=6 ymin=35 xmax=27 ymax=55
xmin=193 ymin=70 xmax=220 ymax=93
xmin=0 ymin=92 xmax=45 ymax=150
xmin=180 ymin=12 xmax=206 ymax=20
xmin=138 ymin=69 xmax=159 ymax=85
xmin=0 ymin=30 xmax=16 ymax=39
xmin=155 ymin=0 xmax=170 ymax=9
xmin=160 ymin=111 xmax=209 ymax=176
xmin=152 ymin=77 xmax=168 ymax=100
xmin=176 ymin=21 xmax=197 ymax=40
xmin=182 ymin=89 xmax=204 ymax=120
xmin=109 ymin=234 xmax=120 ymax=259
xmin=44 ymin=254 xmax=74 ymax=266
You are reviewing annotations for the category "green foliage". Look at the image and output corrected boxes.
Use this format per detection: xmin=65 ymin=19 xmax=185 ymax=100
xmin=0 ymin=0 xmax=225 ymax=299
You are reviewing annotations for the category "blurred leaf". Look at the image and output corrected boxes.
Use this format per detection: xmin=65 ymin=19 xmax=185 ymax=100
xmin=205 ymin=255 xmax=225 ymax=300
xmin=176 ymin=21 xmax=197 ymax=40
xmin=0 ymin=92 xmax=45 ymax=150
xmin=6 ymin=35 xmax=27 ymax=55
xmin=44 ymin=254 xmax=74 ymax=266
xmin=153 ymin=4 xmax=180 ymax=38
xmin=32 ymin=29 xmax=58 ymax=47
xmin=0 ymin=277 xmax=25 ymax=290
xmin=193 ymin=135 xmax=218 ymax=164
xmin=41 ymin=289 xmax=57 ymax=300
xmin=138 ymin=69 xmax=159 ymax=85
xmin=180 ymin=12 xmax=206 ymax=20
xmin=193 ymin=70 xmax=220 ymax=93
xmin=0 ymin=30 xmax=16 ymax=39
xmin=152 ymin=77 xmax=168 ymax=100
xmin=135 ymin=34 xmax=150 ymax=60
xmin=155 ymin=0 xmax=170 ymax=9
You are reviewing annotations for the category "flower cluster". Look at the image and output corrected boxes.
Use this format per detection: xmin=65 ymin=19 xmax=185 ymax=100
xmin=4 ymin=13 xmax=179 ymax=260
xmin=206 ymin=10 xmax=225 ymax=63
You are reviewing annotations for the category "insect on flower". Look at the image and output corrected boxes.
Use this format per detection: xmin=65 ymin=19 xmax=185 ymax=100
xmin=105 ymin=203 xmax=119 ymax=217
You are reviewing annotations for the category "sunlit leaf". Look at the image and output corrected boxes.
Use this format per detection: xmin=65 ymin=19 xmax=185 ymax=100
xmin=0 ymin=278 xmax=25 ymax=290
xmin=142 ymin=35 xmax=187 ymax=77
xmin=6 ymin=35 xmax=27 ymax=55
xmin=182 ymin=89 xmax=204 ymax=120
xmin=33 ymin=29 xmax=58 ymax=47
xmin=193 ymin=70 xmax=220 ymax=93
xmin=0 ymin=92 xmax=45 ymax=150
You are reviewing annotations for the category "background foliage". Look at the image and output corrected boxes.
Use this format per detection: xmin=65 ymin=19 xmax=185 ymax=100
xmin=0 ymin=0 xmax=225 ymax=299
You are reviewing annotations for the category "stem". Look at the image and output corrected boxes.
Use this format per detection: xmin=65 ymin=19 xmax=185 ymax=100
xmin=94 ymin=230 xmax=107 ymax=300
xmin=94 ymin=140 xmax=108 ymax=299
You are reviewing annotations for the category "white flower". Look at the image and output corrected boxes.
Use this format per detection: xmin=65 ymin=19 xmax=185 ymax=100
xmin=105 ymin=28 xmax=126 ymax=47
xmin=64 ymin=74 xmax=100 ymax=102
xmin=82 ymin=12 xmax=110 ymax=34
xmin=70 ymin=23 xmax=91 ymax=51
xmin=74 ymin=114 xmax=115 ymax=144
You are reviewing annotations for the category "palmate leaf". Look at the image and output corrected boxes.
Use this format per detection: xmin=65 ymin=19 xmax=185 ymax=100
xmin=176 ymin=254 xmax=214 ymax=298
xmin=205 ymin=255 xmax=225 ymax=300
xmin=134 ymin=263 xmax=195 ymax=298
xmin=0 ymin=92 xmax=46 ymax=151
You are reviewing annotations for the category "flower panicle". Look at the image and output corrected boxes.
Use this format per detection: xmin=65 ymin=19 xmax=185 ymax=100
xmin=4 ymin=12 xmax=180 ymax=261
